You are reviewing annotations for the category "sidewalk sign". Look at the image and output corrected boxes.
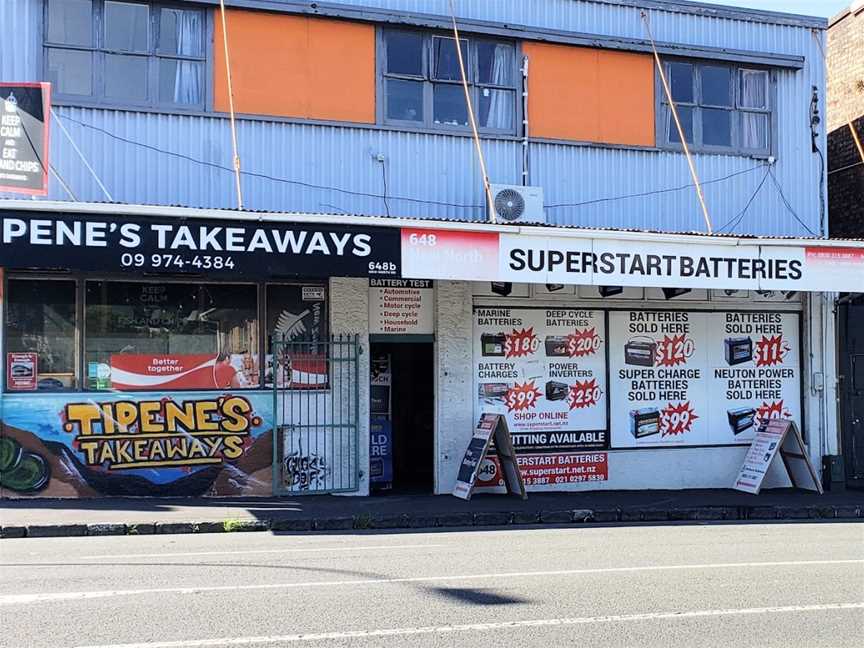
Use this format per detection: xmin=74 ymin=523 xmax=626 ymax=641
xmin=733 ymin=419 xmax=822 ymax=494
xmin=453 ymin=414 xmax=526 ymax=500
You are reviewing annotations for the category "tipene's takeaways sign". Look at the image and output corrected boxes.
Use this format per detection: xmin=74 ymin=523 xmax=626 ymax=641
xmin=0 ymin=83 xmax=50 ymax=196
xmin=0 ymin=211 xmax=401 ymax=278
xmin=401 ymin=228 xmax=864 ymax=292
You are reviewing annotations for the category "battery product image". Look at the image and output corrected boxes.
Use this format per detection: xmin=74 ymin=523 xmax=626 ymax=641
xmin=624 ymin=337 xmax=657 ymax=367
xmin=545 ymin=380 xmax=569 ymax=401
xmin=480 ymin=333 xmax=507 ymax=357
xmin=662 ymin=287 xmax=692 ymax=300
xmin=490 ymin=282 xmax=512 ymax=297
xmin=630 ymin=408 xmax=661 ymax=438
xmin=724 ymin=337 xmax=753 ymax=365
xmin=544 ymin=336 xmax=570 ymax=357
xmin=599 ymin=286 xmax=624 ymax=297
xmin=478 ymin=383 xmax=509 ymax=402
xmin=727 ymin=407 xmax=756 ymax=434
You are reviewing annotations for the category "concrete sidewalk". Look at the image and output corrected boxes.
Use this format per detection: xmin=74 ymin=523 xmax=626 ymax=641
xmin=1 ymin=488 xmax=861 ymax=538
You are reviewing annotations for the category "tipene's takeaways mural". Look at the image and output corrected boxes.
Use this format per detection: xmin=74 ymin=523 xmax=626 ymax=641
xmin=609 ymin=310 xmax=801 ymax=448
xmin=473 ymin=306 xmax=608 ymax=451
xmin=0 ymin=391 xmax=273 ymax=498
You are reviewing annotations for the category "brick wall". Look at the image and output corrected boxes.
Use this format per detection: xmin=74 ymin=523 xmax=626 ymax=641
xmin=827 ymin=5 xmax=864 ymax=238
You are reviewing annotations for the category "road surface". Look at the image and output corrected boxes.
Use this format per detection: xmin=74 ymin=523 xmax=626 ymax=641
xmin=1 ymin=521 xmax=862 ymax=647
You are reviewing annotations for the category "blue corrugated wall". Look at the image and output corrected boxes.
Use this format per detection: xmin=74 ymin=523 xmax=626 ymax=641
xmin=1 ymin=0 xmax=828 ymax=237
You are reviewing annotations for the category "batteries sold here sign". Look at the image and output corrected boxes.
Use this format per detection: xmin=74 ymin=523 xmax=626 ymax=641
xmin=400 ymin=227 xmax=864 ymax=292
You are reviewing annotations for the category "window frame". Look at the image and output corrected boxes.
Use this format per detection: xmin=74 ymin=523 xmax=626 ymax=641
xmin=656 ymin=58 xmax=776 ymax=158
xmin=2 ymin=273 xmax=330 ymax=393
xmin=3 ymin=275 xmax=82 ymax=393
xmin=43 ymin=0 xmax=209 ymax=111
xmin=378 ymin=27 xmax=522 ymax=136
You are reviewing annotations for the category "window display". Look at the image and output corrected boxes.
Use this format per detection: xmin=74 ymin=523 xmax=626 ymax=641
xmin=5 ymin=279 xmax=77 ymax=390
xmin=85 ymin=281 xmax=259 ymax=390
xmin=265 ymin=284 xmax=328 ymax=388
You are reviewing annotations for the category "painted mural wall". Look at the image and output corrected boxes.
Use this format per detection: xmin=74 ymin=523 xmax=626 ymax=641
xmin=0 ymin=391 xmax=273 ymax=498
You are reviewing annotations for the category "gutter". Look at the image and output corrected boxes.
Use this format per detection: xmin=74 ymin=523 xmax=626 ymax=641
xmin=2 ymin=199 xmax=861 ymax=250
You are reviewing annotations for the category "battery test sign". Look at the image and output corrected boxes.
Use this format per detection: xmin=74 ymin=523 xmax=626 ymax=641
xmin=474 ymin=306 xmax=608 ymax=451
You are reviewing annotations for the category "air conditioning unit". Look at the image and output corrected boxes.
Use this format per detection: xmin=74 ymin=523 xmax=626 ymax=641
xmin=488 ymin=184 xmax=546 ymax=224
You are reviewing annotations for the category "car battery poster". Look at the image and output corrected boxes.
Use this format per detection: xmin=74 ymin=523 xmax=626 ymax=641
xmin=473 ymin=307 xmax=608 ymax=451
xmin=609 ymin=310 xmax=801 ymax=448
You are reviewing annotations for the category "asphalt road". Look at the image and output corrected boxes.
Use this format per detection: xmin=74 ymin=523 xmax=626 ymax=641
xmin=1 ymin=521 xmax=862 ymax=647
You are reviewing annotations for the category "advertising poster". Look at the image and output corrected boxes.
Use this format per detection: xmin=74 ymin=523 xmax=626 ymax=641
xmin=6 ymin=352 xmax=37 ymax=391
xmin=474 ymin=307 xmax=608 ymax=450
xmin=475 ymin=452 xmax=608 ymax=490
xmin=0 ymin=83 xmax=50 ymax=195
xmin=707 ymin=311 xmax=801 ymax=445
xmin=369 ymin=416 xmax=393 ymax=488
xmin=109 ymin=354 xmax=259 ymax=390
xmin=0 ymin=391 xmax=273 ymax=498
xmin=609 ymin=310 xmax=801 ymax=448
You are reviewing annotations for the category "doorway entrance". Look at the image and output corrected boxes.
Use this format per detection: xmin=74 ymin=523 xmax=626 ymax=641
xmin=370 ymin=342 xmax=434 ymax=493
xmin=839 ymin=302 xmax=864 ymax=489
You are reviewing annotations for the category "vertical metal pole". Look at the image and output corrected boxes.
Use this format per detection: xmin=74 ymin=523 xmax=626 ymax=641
xmin=522 ymin=55 xmax=530 ymax=186
xmin=272 ymin=335 xmax=278 ymax=495
xmin=641 ymin=10 xmax=713 ymax=234
xmin=218 ymin=0 xmax=244 ymax=209
xmin=448 ymin=0 xmax=496 ymax=222
xmin=354 ymin=335 xmax=360 ymax=491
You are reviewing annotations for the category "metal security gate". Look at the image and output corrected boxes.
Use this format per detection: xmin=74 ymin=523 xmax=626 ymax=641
xmin=272 ymin=334 xmax=360 ymax=495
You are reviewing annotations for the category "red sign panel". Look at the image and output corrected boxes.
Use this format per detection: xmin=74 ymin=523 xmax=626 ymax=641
xmin=476 ymin=452 xmax=608 ymax=489
xmin=110 ymin=354 xmax=240 ymax=390
xmin=6 ymin=352 xmax=38 ymax=390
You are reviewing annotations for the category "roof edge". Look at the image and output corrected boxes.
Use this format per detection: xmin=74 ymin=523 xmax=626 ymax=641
xmin=184 ymin=0 xmax=828 ymax=31
xmin=1 ymin=199 xmax=859 ymax=249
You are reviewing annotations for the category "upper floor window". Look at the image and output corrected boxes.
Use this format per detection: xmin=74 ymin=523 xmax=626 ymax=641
xmin=659 ymin=60 xmax=772 ymax=156
xmin=44 ymin=0 xmax=206 ymax=109
xmin=381 ymin=28 xmax=519 ymax=134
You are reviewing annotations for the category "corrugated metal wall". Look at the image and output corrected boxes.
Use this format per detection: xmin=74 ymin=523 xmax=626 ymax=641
xmin=0 ymin=0 xmax=40 ymax=83
xmin=1 ymin=0 xmax=828 ymax=237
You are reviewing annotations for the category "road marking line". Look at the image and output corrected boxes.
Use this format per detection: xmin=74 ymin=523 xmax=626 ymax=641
xmin=72 ymin=544 xmax=449 ymax=560
xmin=71 ymin=602 xmax=864 ymax=647
xmin=1 ymin=559 xmax=860 ymax=606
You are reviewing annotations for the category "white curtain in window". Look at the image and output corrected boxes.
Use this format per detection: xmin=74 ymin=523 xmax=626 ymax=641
xmin=171 ymin=10 xmax=202 ymax=104
xmin=740 ymin=70 xmax=767 ymax=149
xmin=482 ymin=45 xmax=513 ymax=130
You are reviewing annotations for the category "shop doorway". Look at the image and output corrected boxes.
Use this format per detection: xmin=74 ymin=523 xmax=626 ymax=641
xmin=370 ymin=342 xmax=434 ymax=493
xmin=839 ymin=302 xmax=864 ymax=489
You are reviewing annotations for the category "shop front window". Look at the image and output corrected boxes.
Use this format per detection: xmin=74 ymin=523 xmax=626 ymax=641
xmin=84 ymin=281 xmax=259 ymax=390
xmin=265 ymin=284 xmax=328 ymax=388
xmin=5 ymin=278 xmax=78 ymax=391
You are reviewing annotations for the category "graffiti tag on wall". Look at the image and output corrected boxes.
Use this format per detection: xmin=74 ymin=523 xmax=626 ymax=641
xmin=283 ymin=451 xmax=329 ymax=490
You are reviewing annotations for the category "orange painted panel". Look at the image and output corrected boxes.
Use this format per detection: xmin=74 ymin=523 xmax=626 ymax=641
xmin=213 ymin=10 xmax=375 ymax=123
xmin=524 ymin=42 xmax=655 ymax=146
